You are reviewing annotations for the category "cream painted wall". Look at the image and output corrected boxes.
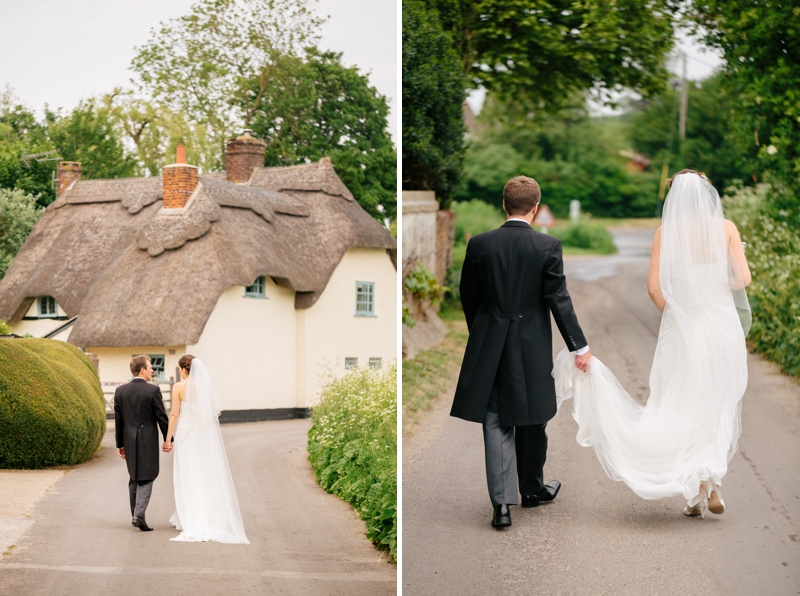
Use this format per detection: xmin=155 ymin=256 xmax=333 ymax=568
xmin=187 ymin=278 xmax=297 ymax=411
xmin=298 ymin=247 xmax=397 ymax=408
xmin=12 ymin=299 xmax=72 ymax=338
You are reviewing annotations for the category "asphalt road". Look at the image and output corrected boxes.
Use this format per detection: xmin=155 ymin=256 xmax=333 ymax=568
xmin=0 ymin=419 xmax=396 ymax=595
xmin=402 ymin=228 xmax=800 ymax=595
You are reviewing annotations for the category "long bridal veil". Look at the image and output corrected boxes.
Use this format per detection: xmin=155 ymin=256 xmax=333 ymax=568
xmin=554 ymin=173 xmax=749 ymax=503
xmin=170 ymin=359 xmax=249 ymax=543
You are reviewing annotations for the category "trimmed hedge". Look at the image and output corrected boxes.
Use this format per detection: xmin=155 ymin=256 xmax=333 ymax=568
xmin=307 ymin=365 xmax=397 ymax=560
xmin=0 ymin=339 xmax=106 ymax=468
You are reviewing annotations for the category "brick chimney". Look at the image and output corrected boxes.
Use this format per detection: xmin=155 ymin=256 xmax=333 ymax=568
xmin=57 ymin=162 xmax=81 ymax=196
xmin=162 ymin=145 xmax=199 ymax=210
xmin=225 ymin=130 xmax=266 ymax=183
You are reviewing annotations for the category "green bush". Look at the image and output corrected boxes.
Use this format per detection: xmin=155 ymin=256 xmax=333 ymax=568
xmin=452 ymin=199 xmax=506 ymax=243
xmin=0 ymin=339 xmax=106 ymax=468
xmin=307 ymin=365 xmax=397 ymax=560
xmin=723 ymin=182 xmax=800 ymax=377
xmin=0 ymin=320 xmax=11 ymax=335
xmin=551 ymin=222 xmax=618 ymax=254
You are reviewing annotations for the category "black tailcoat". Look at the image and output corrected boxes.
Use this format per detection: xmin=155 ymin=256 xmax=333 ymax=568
xmin=451 ymin=220 xmax=587 ymax=426
xmin=114 ymin=378 xmax=169 ymax=482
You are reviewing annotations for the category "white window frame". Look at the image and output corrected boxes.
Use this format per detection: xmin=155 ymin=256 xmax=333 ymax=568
xmin=38 ymin=296 xmax=58 ymax=318
xmin=244 ymin=276 xmax=268 ymax=299
xmin=345 ymin=357 xmax=358 ymax=370
xmin=369 ymin=357 xmax=382 ymax=369
xmin=355 ymin=281 xmax=375 ymax=317
xmin=143 ymin=354 xmax=166 ymax=381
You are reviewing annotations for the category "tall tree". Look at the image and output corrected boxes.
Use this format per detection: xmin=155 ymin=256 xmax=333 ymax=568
xmin=427 ymin=0 xmax=678 ymax=107
xmin=248 ymin=49 xmax=396 ymax=221
xmin=0 ymin=89 xmax=58 ymax=206
xmin=689 ymin=0 xmax=800 ymax=197
xmin=402 ymin=0 xmax=466 ymax=208
xmin=46 ymin=99 xmax=136 ymax=180
xmin=131 ymin=0 xmax=324 ymax=147
xmin=0 ymin=188 xmax=42 ymax=279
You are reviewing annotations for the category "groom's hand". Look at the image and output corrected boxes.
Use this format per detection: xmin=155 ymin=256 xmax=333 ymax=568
xmin=117 ymin=448 xmax=125 ymax=460
xmin=575 ymin=351 xmax=592 ymax=372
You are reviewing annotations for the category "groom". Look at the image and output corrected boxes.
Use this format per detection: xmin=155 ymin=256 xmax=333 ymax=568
xmin=114 ymin=355 xmax=170 ymax=532
xmin=451 ymin=176 xmax=591 ymax=528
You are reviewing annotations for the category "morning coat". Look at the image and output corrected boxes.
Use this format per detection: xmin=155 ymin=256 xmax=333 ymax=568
xmin=450 ymin=220 xmax=587 ymax=426
xmin=114 ymin=378 xmax=169 ymax=482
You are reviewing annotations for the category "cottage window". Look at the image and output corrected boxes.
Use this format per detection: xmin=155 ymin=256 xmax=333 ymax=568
xmin=38 ymin=296 xmax=57 ymax=318
xmin=355 ymin=282 xmax=375 ymax=316
xmin=345 ymin=357 xmax=358 ymax=370
xmin=145 ymin=354 xmax=165 ymax=381
xmin=369 ymin=358 xmax=382 ymax=369
xmin=244 ymin=276 xmax=267 ymax=298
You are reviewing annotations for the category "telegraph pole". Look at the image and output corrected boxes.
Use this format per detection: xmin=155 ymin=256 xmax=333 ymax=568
xmin=679 ymin=50 xmax=688 ymax=141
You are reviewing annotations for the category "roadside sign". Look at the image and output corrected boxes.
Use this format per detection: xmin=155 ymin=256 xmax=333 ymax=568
xmin=533 ymin=204 xmax=555 ymax=227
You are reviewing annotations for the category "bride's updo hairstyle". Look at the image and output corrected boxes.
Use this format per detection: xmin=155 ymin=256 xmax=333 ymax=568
xmin=178 ymin=354 xmax=195 ymax=373
xmin=666 ymin=169 xmax=711 ymax=188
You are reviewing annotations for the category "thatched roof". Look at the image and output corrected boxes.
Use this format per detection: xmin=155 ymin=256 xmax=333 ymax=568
xmin=0 ymin=159 xmax=396 ymax=347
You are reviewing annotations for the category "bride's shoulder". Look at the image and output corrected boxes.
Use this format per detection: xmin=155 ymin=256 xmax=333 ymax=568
xmin=723 ymin=219 xmax=740 ymax=237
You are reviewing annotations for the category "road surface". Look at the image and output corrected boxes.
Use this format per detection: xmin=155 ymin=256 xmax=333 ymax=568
xmin=403 ymin=228 xmax=800 ymax=595
xmin=1 ymin=419 xmax=396 ymax=595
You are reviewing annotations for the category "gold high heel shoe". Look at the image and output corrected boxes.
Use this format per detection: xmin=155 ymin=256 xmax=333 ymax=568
xmin=708 ymin=486 xmax=725 ymax=515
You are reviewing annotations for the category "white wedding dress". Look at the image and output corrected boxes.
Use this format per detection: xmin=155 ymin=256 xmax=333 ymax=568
xmin=170 ymin=359 xmax=249 ymax=543
xmin=553 ymin=174 xmax=750 ymax=506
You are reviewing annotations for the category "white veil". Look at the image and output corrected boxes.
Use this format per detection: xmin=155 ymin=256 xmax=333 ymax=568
xmin=169 ymin=358 xmax=248 ymax=543
xmin=660 ymin=173 xmax=751 ymax=335
xmin=552 ymin=172 xmax=749 ymax=504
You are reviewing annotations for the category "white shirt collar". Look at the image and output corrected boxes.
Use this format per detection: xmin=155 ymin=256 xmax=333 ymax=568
xmin=506 ymin=217 xmax=530 ymax=224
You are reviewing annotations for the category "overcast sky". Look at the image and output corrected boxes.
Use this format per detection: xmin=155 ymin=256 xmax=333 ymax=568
xmin=0 ymin=0 xmax=397 ymax=139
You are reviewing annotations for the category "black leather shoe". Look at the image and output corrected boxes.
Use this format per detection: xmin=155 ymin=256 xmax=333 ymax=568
xmin=132 ymin=517 xmax=153 ymax=532
xmin=521 ymin=480 xmax=562 ymax=508
xmin=491 ymin=504 xmax=512 ymax=528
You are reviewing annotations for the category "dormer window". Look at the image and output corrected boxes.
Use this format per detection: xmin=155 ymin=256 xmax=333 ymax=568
xmin=38 ymin=296 xmax=58 ymax=318
xmin=244 ymin=276 xmax=267 ymax=298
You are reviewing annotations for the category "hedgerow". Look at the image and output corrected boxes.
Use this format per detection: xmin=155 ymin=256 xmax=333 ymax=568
xmin=307 ymin=365 xmax=397 ymax=560
xmin=0 ymin=338 xmax=106 ymax=468
xmin=723 ymin=183 xmax=800 ymax=377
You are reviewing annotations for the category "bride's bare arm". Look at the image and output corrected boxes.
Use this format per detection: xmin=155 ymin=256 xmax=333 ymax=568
xmin=725 ymin=219 xmax=751 ymax=287
xmin=647 ymin=227 xmax=666 ymax=312
xmin=163 ymin=382 xmax=185 ymax=450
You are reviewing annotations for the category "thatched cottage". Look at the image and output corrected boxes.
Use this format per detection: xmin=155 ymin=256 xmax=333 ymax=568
xmin=0 ymin=133 xmax=397 ymax=419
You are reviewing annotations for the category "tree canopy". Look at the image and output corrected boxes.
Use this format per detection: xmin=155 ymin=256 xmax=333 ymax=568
xmin=248 ymin=49 xmax=396 ymax=221
xmin=427 ymin=0 xmax=678 ymax=107
xmin=402 ymin=0 xmax=466 ymax=208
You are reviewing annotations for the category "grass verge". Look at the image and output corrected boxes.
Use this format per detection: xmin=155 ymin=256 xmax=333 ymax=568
xmin=403 ymin=310 xmax=468 ymax=434
xmin=307 ymin=365 xmax=397 ymax=561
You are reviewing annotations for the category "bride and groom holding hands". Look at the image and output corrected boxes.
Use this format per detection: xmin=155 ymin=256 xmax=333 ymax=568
xmin=452 ymin=171 xmax=750 ymax=527
xmin=114 ymin=354 xmax=249 ymax=543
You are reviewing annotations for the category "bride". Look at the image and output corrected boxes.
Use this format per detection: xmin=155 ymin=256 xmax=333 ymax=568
xmin=162 ymin=354 xmax=249 ymax=543
xmin=554 ymin=170 xmax=751 ymax=518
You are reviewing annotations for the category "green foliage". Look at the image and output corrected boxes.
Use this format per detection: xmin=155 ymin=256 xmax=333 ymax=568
xmin=404 ymin=263 xmax=449 ymax=307
xmin=307 ymin=365 xmax=397 ymax=560
xmin=0 ymin=188 xmax=43 ymax=279
xmin=551 ymin=221 xmax=617 ymax=254
xmin=0 ymin=89 xmax=58 ymax=207
xmin=0 ymin=339 xmax=106 ymax=468
xmin=248 ymin=49 xmax=396 ymax=222
xmin=131 ymin=0 xmax=324 ymax=148
xmin=402 ymin=0 xmax=466 ymax=208
xmin=629 ymin=74 xmax=743 ymax=193
xmin=46 ymin=99 xmax=136 ymax=180
xmin=426 ymin=0 xmax=678 ymax=106
xmin=0 ymin=320 xmax=11 ymax=335
xmin=402 ymin=303 xmax=416 ymax=328
xmin=452 ymin=198 xmax=506 ymax=242
xmin=722 ymin=182 xmax=800 ymax=378
xmin=690 ymin=0 xmax=800 ymax=194
xmin=458 ymin=97 xmax=660 ymax=217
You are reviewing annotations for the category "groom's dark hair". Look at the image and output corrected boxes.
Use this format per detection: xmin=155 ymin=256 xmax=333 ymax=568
xmin=130 ymin=354 xmax=151 ymax=376
xmin=503 ymin=176 xmax=541 ymax=215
